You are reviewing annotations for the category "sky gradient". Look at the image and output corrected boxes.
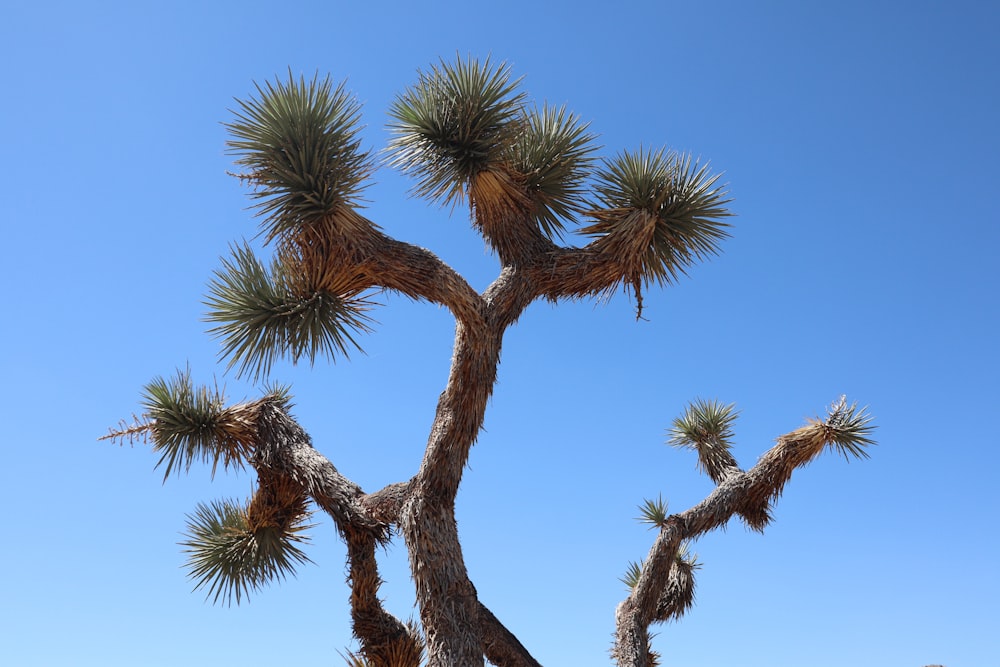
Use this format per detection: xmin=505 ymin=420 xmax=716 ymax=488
xmin=2 ymin=2 xmax=997 ymax=665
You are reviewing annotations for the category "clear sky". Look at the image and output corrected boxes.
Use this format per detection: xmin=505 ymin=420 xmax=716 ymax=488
xmin=2 ymin=1 xmax=997 ymax=666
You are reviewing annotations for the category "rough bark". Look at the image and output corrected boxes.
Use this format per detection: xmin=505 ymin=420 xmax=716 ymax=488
xmin=123 ymin=149 xmax=867 ymax=664
xmin=345 ymin=528 xmax=424 ymax=666
xmin=612 ymin=419 xmax=858 ymax=663
xmin=99 ymin=61 xmax=881 ymax=667
xmin=238 ymin=207 xmax=861 ymax=666
xmin=479 ymin=601 xmax=543 ymax=667
xmin=240 ymin=393 xmax=548 ymax=665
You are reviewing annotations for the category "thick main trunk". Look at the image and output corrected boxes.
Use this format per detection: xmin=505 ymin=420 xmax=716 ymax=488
xmin=402 ymin=319 xmax=498 ymax=666
xmin=402 ymin=271 xmax=532 ymax=666
xmin=402 ymin=494 xmax=483 ymax=666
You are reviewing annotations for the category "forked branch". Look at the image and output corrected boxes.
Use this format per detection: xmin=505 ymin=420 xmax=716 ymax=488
xmin=614 ymin=398 xmax=874 ymax=666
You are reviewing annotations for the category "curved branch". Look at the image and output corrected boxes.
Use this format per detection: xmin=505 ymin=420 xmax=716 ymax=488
xmin=525 ymin=243 xmax=637 ymax=303
xmin=250 ymin=398 xmax=422 ymax=661
xmin=276 ymin=211 xmax=486 ymax=331
xmin=346 ymin=527 xmax=425 ymax=666
xmin=478 ymin=601 xmax=543 ymax=667
xmin=363 ymin=228 xmax=486 ymax=328
xmin=252 ymin=398 xmax=386 ymax=537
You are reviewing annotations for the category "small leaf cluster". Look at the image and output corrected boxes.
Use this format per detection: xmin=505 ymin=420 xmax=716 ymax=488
xmin=204 ymin=244 xmax=374 ymax=379
xmin=387 ymin=56 xmax=525 ymax=208
xmin=818 ymin=395 xmax=876 ymax=461
xmin=181 ymin=498 xmax=313 ymax=605
xmin=585 ymin=149 xmax=732 ymax=287
xmin=140 ymin=368 xmax=252 ymax=481
xmin=226 ymin=72 xmax=373 ymax=241
xmin=637 ymin=494 xmax=670 ymax=529
xmin=668 ymin=399 xmax=740 ymax=483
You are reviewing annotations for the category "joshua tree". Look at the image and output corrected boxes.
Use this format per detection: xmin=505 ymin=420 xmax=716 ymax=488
xmin=105 ymin=56 xmax=875 ymax=667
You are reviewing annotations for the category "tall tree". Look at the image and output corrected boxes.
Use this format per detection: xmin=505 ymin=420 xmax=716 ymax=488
xmin=105 ymin=56 xmax=874 ymax=667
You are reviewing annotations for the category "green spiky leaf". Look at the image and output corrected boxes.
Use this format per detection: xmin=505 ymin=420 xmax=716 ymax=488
xmin=204 ymin=244 xmax=374 ymax=380
xmin=387 ymin=55 xmax=525 ymax=207
xmin=140 ymin=368 xmax=245 ymax=481
xmin=669 ymin=399 xmax=740 ymax=483
xmin=820 ymin=395 xmax=877 ymax=461
xmin=226 ymin=71 xmax=373 ymax=241
xmin=507 ymin=104 xmax=597 ymax=237
xmin=637 ymin=495 xmax=669 ymax=529
xmin=181 ymin=498 xmax=313 ymax=606
xmin=621 ymin=560 xmax=643 ymax=589
xmin=584 ymin=148 xmax=732 ymax=286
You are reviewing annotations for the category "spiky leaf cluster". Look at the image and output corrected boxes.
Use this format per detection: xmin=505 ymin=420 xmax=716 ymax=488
xmin=140 ymin=368 xmax=252 ymax=480
xmin=585 ymin=148 xmax=732 ymax=287
xmin=817 ymin=395 xmax=876 ymax=461
xmin=506 ymin=104 xmax=597 ymax=237
xmin=181 ymin=498 xmax=313 ymax=605
xmin=669 ymin=399 xmax=740 ymax=483
xmin=387 ymin=55 xmax=525 ymax=207
xmin=637 ymin=495 xmax=669 ymax=529
xmin=226 ymin=72 xmax=373 ymax=241
xmin=205 ymin=244 xmax=374 ymax=380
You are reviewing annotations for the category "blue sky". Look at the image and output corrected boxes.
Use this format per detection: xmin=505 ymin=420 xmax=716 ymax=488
xmin=2 ymin=1 xmax=997 ymax=665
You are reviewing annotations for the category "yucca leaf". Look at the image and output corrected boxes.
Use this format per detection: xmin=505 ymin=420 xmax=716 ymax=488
xmin=140 ymin=368 xmax=249 ymax=481
xmin=506 ymin=104 xmax=597 ymax=238
xmin=204 ymin=244 xmax=374 ymax=380
xmin=621 ymin=560 xmax=643 ymax=589
xmin=387 ymin=55 xmax=525 ymax=208
xmin=181 ymin=498 xmax=313 ymax=606
xmin=818 ymin=395 xmax=877 ymax=461
xmin=668 ymin=399 xmax=740 ymax=483
xmin=637 ymin=495 xmax=669 ymax=529
xmin=226 ymin=71 xmax=374 ymax=241
xmin=584 ymin=148 xmax=732 ymax=286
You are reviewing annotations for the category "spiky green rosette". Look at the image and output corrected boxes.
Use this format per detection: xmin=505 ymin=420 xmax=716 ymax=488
xmin=387 ymin=55 xmax=524 ymax=208
xmin=668 ymin=399 xmax=740 ymax=483
xmin=226 ymin=71 xmax=374 ymax=241
xmin=506 ymin=104 xmax=596 ymax=237
xmin=815 ymin=395 xmax=877 ymax=460
xmin=139 ymin=368 xmax=256 ymax=480
xmin=204 ymin=244 xmax=374 ymax=379
xmin=637 ymin=495 xmax=670 ymax=529
xmin=181 ymin=496 xmax=313 ymax=605
xmin=584 ymin=148 xmax=732 ymax=291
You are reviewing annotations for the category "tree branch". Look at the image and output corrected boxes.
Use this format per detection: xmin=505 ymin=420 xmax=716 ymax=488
xmin=346 ymin=527 xmax=425 ymax=666
xmin=363 ymin=227 xmax=486 ymax=329
xmin=248 ymin=398 xmax=426 ymax=662
xmin=525 ymin=243 xmax=637 ymax=304
xmin=400 ymin=268 xmax=538 ymax=666
xmin=253 ymin=398 xmax=387 ymax=537
xmin=613 ymin=399 xmax=874 ymax=665
xmin=360 ymin=480 xmax=412 ymax=525
xmin=478 ymin=601 xmax=543 ymax=667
